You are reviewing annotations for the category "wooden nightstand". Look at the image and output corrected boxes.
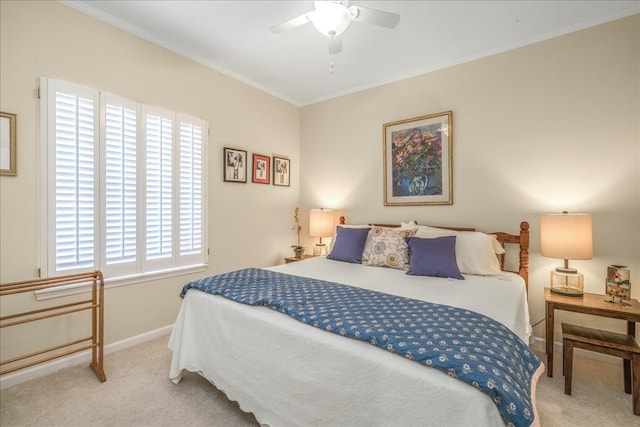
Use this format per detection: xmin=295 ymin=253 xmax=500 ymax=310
xmin=284 ymin=254 xmax=315 ymax=264
xmin=544 ymin=287 xmax=640 ymax=378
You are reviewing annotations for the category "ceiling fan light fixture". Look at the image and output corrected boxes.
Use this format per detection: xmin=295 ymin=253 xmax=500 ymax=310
xmin=310 ymin=1 xmax=352 ymax=37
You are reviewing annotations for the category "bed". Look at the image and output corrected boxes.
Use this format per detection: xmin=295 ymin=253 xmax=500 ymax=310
xmin=169 ymin=220 xmax=542 ymax=427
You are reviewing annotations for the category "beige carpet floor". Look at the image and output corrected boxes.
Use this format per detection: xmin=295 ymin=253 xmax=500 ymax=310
xmin=1 ymin=335 xmax=638 ymax=426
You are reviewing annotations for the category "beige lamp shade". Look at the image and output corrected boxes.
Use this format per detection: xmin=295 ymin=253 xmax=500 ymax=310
xmin=540 ymin=212 xmax=593 ymax=296
xmin=309 ymin=209 xmax=334 ymax=238
xmin=540 ymin=212 xmax=593 ymax=260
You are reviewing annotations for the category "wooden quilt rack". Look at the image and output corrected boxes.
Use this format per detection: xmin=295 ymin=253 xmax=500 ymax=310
xmin=0 ymin=270 xmax=106 ymax=382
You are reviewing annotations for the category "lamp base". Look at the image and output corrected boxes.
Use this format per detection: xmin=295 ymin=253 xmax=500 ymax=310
xmin=313 ymin=243 xmax=327 ymax=256
xmin=550 ymin=269 xmax=584 ymax=297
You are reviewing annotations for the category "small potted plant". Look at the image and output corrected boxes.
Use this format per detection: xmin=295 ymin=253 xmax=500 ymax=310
xmin=291 ymin=207 xmax=305 ymax=258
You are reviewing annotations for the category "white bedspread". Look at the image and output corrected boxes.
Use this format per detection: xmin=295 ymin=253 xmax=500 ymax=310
xmin=169 ymin=256 xmax=534 ymax=427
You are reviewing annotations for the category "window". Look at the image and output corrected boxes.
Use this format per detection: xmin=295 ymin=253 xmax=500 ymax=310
xmin=40 ymin=78 xmax=207 ymax=282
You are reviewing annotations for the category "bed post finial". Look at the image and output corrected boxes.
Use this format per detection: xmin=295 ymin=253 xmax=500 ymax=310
xmin=519 ymin=221 xmax=530 ymax=292
xmin=339 ymin=216 xmax=346 ymax=225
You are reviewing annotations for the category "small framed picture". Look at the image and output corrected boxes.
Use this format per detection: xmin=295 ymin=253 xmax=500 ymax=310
xmin=252 ymin=153 xmax=271 ymax=184
xmin=606 ymin=265 xmax=631 ymax=301
xmin=223 ymin=147 xmax=247 ymax=183
xmin=0 ymin=112 xmax=17 ymax=176
xmin=273 ymin=156 xmax=290 ymax=187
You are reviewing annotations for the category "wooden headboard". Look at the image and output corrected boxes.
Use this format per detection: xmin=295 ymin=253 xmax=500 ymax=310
xmin=490 ymin=222 xmax=530 ymax=292
xmin=337 ymin=216 xmax=530 ymax=292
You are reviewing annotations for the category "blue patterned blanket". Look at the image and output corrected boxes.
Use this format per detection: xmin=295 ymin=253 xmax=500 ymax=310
xmin=180 ymin=268 xmax=542 ymax=427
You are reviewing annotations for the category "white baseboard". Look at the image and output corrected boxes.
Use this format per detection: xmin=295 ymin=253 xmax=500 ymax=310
xmin=531 ymin=335 xmax=621 ymax=365
xmin=0 ymin=324 xmax=173 ymax=390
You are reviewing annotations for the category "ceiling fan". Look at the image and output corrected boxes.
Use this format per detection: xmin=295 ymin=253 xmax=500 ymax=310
xmin=271 ymin=1 xmax=400 ymax=54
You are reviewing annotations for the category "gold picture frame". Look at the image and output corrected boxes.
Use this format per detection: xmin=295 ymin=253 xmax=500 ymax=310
xmin=0 ymin=112 xmax=17 ymax=176
xmin=383 ymin=111 xmax=453 ymax=206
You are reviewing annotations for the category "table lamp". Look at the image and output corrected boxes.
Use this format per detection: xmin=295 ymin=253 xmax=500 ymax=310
xmin=540 ymin=211 xmax=593 ymax=296
xmin=309 ymin=208 xmax=334 ymax=256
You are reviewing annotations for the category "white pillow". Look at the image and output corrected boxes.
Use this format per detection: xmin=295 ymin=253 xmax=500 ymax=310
xmin=400 ymin=220 xmax=418 ymax=229
xmin=414 ymin=225 xmax=504 ymax=275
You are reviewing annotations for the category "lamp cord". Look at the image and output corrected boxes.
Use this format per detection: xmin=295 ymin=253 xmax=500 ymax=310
xmin=531 ymin=318 xmax=545 ymax=328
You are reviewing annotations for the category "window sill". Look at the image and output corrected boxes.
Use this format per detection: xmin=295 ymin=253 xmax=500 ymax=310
xmin=34 ymin=264 xmax=208 ymax=301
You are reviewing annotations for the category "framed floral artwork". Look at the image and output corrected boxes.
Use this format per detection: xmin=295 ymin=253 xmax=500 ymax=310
xmin=252 ymin=153 xmax=270 ymax=184
xmin=223 ymin=147 xmax=247 ymax=183
xmin=383 ymin=111 xmax=453 ymax=206
xmin=273 ymin=156 xmax=290 ymax=187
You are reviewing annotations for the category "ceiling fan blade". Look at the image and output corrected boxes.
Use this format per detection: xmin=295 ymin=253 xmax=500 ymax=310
xmin=328 ymin=35 xmax=343 ymax=55
xmin=271 ymin=12 xmax=312 ymax=33
xmin=351 ymin=6 xmax=400 ymax=29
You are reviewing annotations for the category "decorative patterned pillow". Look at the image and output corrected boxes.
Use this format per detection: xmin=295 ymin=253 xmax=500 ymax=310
xmin=364 ymin=227 xmax=417 ymax=270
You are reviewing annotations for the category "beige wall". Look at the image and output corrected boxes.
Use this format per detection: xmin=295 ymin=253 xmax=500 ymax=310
xmin=0 ymin=1 xmax=300 ymax=359
xmin=299 ymin=15 xmax=640 ymax=340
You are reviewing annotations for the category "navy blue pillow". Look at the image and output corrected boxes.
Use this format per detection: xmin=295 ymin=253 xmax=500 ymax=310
xmin=327 ymin=226 xmax=371 ymax=263
xmin=406 ymin=236 xmax=464 ymax=280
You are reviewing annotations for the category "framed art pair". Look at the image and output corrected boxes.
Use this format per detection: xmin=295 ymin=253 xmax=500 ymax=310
xmin=223 ymin=147 xmax=290 ymax=187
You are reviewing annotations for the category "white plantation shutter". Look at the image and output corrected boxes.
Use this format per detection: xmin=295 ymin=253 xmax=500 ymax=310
xmin=178 ymin=115 xmax=205 ymax=265
xmin=41 ymin=78 xmax=207 ymax=281
xmin=48 ymin=81 xmax=98 ymax=275
xmin=101 ymin=94 xmax=139 ymax=277
xmin=144 ymin=108 xmax=173 ymax=267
